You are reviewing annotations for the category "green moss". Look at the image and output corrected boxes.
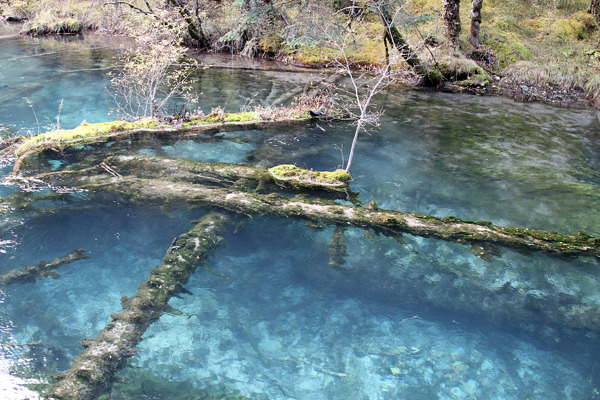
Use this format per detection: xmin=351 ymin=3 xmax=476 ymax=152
xmin=16 ymin=118 xmax=161 ymax=155
xmin=269 ymin=164 xmax=352 ymax=188
xmin=483 ymin=29 xmax=533 ymax=67
xmin=14 ymin=108 xmax=312 ymax=160
xmin=288 ymin=20 xmax=386 ymax=67
xmin=552 ymin=17 xmax=588 ymax=40
xmin=23 ymin=14 xmax=84 ymax=35
xmin=74 ymin=369 xmax=93 ymax=381
xmin=426 ymin=69 xmax=443 ymax=85
xmin=456 ymin=72 xmax=493 ymax=87
xmin=224 ymin=112 xmax=258 ymax=122
xmin=434 ymin=57 xmax=492 ymax=86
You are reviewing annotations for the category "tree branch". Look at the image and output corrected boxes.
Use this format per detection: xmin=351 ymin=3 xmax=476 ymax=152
xmin=102 ymin=1 xmax=151 ymax=15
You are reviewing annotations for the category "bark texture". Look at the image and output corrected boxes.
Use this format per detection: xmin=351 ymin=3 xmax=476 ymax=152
xmin=443 ymin=0 xmax=461 ymax=48
xmin=167 ymin=0 xmax=209 ymax=47
xmin=592 ymin=0 xmax=600 ymax=22
xmin=378 ymin=4 xmax=424 ymax=73
xmin=470 ymin=0 xmax=482 ymax=48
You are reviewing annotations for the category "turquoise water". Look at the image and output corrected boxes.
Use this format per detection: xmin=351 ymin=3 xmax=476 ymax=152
xmin=2 ymin=20 xmax=600 ymax=399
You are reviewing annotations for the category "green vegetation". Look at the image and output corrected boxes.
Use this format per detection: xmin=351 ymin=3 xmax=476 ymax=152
xmin=15 ymin=119 xmax=162 ymax=156
xmin=269 ymin=164 xmax=352 ymax=189
xmin=3 ymin=0 xmax=599 ymax=105
xmin=11 ymin=105 xmax=315 ymax=159
xmin=1 ymin=0 xmax=104 ymax=33
xmin=475 ymin=0 xmax=599 ymax=102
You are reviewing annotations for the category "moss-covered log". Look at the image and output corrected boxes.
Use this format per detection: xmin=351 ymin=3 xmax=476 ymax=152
xmin=0 ymin=249 xmax=89 ymax=286
xmin=269 ymin=164 xmax=351 ymax=190
xmin=7 ymin=115 xmax=314 ymax=176
xmin=30 ymin=156 xmax=600 ymax=259
xmin=47 ymin=211 xmax=232 ymax=400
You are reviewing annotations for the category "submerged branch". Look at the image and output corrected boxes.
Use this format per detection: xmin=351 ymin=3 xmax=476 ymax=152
xmin=33 ymin=156 xmax=600 ymax=259
xmin=0 ymin=249 xmax=89 ymax=286
xmin=48 ymin=211 xmax=232 ymax=400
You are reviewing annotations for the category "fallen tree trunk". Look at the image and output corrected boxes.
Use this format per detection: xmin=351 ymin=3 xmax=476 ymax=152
xmin=29 ymin=155 xmax=600 ymax=259
xmin=7 ymin=117 xmax=313 ymax=177
xmin=0 ymin=249 xmax=89 ymax=286
xmin=47 ymin=211 xmax=232 ymax=400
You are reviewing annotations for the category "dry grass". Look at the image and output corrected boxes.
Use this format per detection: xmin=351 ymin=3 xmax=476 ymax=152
xmin=504 ymin=61 xmax=588 ymax=90
xmin=585 ymin=74 xmax=600 ymax=108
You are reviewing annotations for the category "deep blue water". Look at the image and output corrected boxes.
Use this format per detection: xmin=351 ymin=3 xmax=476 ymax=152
xmin=2 ymin=20 xmax=600 ymax=400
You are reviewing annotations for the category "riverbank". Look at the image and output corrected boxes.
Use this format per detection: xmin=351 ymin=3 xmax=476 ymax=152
xmin=2 ymin=1 xmax=599 ymax=110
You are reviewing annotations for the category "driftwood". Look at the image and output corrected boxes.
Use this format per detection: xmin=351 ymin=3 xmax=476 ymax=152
xmin=48 ymin=211 xmax=232 ymax=400
xmin=28 ymin=155 xmax=600 ymax=259
xmin=0 ymin=249 xmax=89 ymax=286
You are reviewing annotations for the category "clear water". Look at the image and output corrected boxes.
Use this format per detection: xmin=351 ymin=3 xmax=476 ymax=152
xmin=2 ymin=20 xmax=600 ymax=399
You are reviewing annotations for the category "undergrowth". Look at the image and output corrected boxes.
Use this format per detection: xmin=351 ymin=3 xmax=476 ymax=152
xmin=3 ymin=0 xmax=600 ymax=106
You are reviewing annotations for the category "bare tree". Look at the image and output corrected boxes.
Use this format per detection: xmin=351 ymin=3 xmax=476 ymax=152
xmin=324 ymin=1 xmax=411 ymax=173
xmin=166 ymin=0 xmax=209 ymax=47
xmin=470 ymin=0 xmax=482 ymax=48
xmin=103 ymin=0 xmax=208 ymax=46
xmin=108 ymin=15 xmax=198 ymax=118
xmin=379 ymin=2 xmax=424 ymax=73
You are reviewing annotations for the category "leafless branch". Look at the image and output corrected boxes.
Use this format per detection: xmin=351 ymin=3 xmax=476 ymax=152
xmin=102 ymin=1 xmax=151 ymax=15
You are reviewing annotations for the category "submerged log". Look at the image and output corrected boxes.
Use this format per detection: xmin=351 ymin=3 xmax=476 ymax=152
xmin=328 ymin=226 xmax=347 ymax=269
xmin=29 ymin=156 xmax=600 ymax=259
xmin=48 ymin=211 xmax=232 ymax=400
xmin=0 ymin=249 xmax=89 ymax=286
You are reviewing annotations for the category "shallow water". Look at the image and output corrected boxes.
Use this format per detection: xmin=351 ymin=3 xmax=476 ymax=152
xmin=1 ymin=21 xmax=600 ymax=399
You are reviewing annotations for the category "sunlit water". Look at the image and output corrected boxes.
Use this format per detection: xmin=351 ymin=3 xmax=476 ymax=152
xmin=2 ymin=20 xmax=600 ymax=399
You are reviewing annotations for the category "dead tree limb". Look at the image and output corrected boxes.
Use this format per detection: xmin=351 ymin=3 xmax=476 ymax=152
xmin=377 ymin=4 xmax=425 ymax=74
xmin=0 ymin=250 xmax=89 ymax=286
xmin=102 ymin=1 xmax=152 ymax=15
xmin=443 ymin=0 xmax=461 ymax=48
